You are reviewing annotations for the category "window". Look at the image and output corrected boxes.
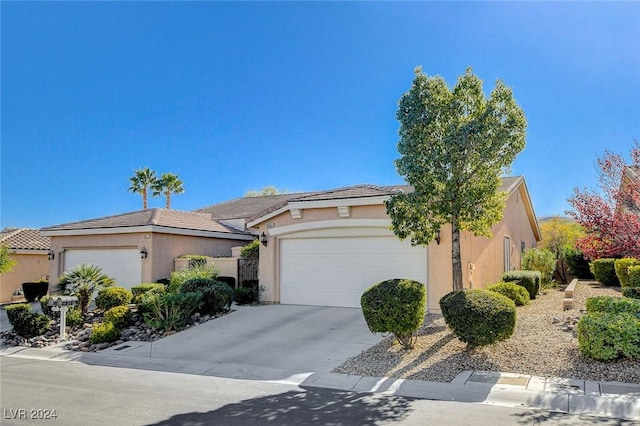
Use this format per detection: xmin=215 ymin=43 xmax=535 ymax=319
xmin=521 ymin=242 xmax=526 ymax=254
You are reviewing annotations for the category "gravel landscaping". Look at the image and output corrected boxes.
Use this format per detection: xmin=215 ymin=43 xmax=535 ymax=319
xmin=333 ymin=280 xmax=640 ymax=384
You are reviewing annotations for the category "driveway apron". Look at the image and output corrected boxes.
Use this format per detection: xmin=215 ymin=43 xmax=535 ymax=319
xmin=106 ymin=304 xmax=384 ymax=376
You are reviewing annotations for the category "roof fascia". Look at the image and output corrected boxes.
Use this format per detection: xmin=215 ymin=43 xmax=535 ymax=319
xmin=41 ymin=225 xmax=256 ymax=240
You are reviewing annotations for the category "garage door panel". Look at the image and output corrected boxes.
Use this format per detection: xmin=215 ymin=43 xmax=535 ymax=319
xmin=64 ymin=249 xmax=141 ymax=290
xmin=280 ymin=235 xmax=427 ymax=308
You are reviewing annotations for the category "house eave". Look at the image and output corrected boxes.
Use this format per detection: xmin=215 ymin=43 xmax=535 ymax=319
xmin=41 ymin=225 xmax=256 ymax=240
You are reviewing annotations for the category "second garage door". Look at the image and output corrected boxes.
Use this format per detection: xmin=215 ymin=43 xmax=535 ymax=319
xmin=280 ymin=236 xmax=427 ymax=308
xmin=64 ymin=249 xmax=142 ymax=290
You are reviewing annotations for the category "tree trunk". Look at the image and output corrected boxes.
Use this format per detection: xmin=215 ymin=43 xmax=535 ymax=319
xmin=142 ymin=190 xmax=148 ymax=209
xmin=451 ymin=220 xmax=464 ymax=291
xmin=165 ymin=192 xmax=171 ymax=209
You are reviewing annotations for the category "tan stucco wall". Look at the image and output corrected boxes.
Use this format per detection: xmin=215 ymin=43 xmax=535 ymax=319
xmin=48 ymin=232 xmax=252 ymax=290
xmin=255 ymin=185 xmax=539 ymax=312
xmin=0 ymin=252 xmax=49 ymax=303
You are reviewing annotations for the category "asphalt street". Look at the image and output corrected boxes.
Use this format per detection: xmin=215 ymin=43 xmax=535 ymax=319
xmin=1 ymin=357 xmax=633 ymax=426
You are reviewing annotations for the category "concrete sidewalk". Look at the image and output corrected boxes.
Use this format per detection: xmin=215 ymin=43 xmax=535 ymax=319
xmin=2 ymin=343 xmax=639 ymax=422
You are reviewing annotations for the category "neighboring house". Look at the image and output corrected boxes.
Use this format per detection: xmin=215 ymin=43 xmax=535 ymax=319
xmin=247 ymin=177 xmax=541 ymax=312
xmin=0 ymin=228 xmax=51 ymax=303
xmin=40 ymin=209 xmax=256 ymax=290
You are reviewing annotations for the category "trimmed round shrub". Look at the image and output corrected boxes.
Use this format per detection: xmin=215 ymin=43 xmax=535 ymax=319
xmin=564 ymin=248 xmax=594 ymax=279
xmin=590 ymin=258 xmax=619 ymax=286
xmin=65 ymin=307 xmax=85 ymax=328
xmin=502 ymin=270 xmax=540 ymax=299
xmin=486 ymin=282 xmax=530 ymax=306
xmin=440 ymin=289 xmax=516 ymax=348
xmin=625 ymin=265 xmax=640 ymax=299
xmin=614 ymin=258 xmax=640 ymax=288
xmin=90 ymin=321 xmax=120 ymax=344
xmin=361 ymin=278 xmax=426 ymax=350
xmin=234 ymin=287 xmax=257 ymax=305
xmin=6 ymin=304 xmax=51 ymax=338
xmin=578 ymin=312 xmax=640 ymax=361
xmin=95 ymin=286 xmax=133 ymax=311
xmin=131 ymin=283 xmax=166 ymax=304
xmin=585 ymin=296 xmax=640 ymax=315
xmin=180 ymin=278 xmax=234 ymax=314
xmin=104 ymin=305 xmax=133 ymax=329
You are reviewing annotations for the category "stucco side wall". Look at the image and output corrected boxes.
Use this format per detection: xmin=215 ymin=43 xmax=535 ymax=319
xmin=150 ymin=233 xmax=249 ymax=282
xmin=0 ymin=253 xmax=49 ymax=302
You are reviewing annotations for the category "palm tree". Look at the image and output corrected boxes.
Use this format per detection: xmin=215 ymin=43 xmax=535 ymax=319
xmin=128 ymin=167 xmax=158 ymax=209
xmin=57 ymin=264 xmax=115 ymax=313
xmin=153 ymin=173 xmax=185 ymax=209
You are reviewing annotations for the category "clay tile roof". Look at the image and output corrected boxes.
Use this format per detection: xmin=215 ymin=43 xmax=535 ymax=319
xmin=40 ymin=209 xmax=251 ymax=235
xmin=0 ymin=228 xmax=50 ymax=250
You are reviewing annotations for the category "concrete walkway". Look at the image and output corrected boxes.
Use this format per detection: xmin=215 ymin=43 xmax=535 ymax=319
xmin=1 ymin=303 xmax=639 ymax=421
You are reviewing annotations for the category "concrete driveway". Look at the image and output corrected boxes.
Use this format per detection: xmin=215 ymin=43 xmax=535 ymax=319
xmin=103 ymin=304 xmax=385 ymax=380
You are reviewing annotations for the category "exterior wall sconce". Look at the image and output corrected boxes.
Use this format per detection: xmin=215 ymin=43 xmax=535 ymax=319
xmin=260 ymin=232 xmax=268 ymax=247
xmin=47 ymin=249 xmax=55 ymax=261
xmin=140 ymin=247 xmax=148 ymax=259
xmin=435 ymin=230 xmax=441 ymax=245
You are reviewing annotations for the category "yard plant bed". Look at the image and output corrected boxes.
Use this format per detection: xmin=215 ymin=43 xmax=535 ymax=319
xmin=333 ymin=281 xmax=640 ymax=384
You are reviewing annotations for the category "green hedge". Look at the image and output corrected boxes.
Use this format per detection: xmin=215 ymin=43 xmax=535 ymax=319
xmin=585 ymin=296 xmax=640 ymax=315
xmin=95 ymin=287 xmax=133 ymax=311
xmin=626 ymin=266 xmax=640 ymax=299
xmin=578 ymin=312 xmax=640 ymax=361
xmin=590 ymin=259 xmax=619 ymax=286
xmin=5 ymin=303 xmax=50 ymax=338
xmin=440 ymin=290 xmax=516 ymax=348
xmin=614 ymin=258 xmax=640 ymax=288
xmin=502 ymin=270 xmax=540 ymax=299
xmin=361 ymin=279 xmax=426 ymax=350
xmin=104 ymin=305 xmax=133 ymax=329
xmin=486 ymin=282 xmax=531 ymax=306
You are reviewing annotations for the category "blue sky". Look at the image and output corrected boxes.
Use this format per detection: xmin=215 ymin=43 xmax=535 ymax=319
xmin=2 ymin=2 xmax=639 ymax=229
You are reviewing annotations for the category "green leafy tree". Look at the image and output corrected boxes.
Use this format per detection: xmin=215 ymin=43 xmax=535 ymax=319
xmin=128 ymin=167 xmax=158 ymax=209
xmin=57 ymin=264 xmax=115 ymax=313
xmin=0 ymin=243 xmax=17 ymax=274
xmin=386 ymin=67 xmax=527 ymax=291
xmin=538 ymin=216 xmax=585 ymax=282
xmin=153 ymin=172 xmax=185 ymax=209
xmin=245 ymin=186 xmax=290 ymax=197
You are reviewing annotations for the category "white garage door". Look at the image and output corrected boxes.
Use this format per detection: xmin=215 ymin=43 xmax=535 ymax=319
xmin=64 ymin=249 xmax=142 ymax=290
xmin=280 ymin=236 xmax=427 ymax=308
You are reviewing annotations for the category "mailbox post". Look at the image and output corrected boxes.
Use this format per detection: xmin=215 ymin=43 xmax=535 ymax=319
xmin=47 ymin=296 xmax=79 ymax=339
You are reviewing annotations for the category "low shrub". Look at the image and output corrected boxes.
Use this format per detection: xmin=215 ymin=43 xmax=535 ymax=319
xmin=22 ymin=281 xmax=49 ymax=303
xmin=142 ymin=292 xmax=202 ymax=331
xmin=440 ymin=289 xmax=516 ymax=348
xmin=6 ymin=303 xmax=50 ymax=338
xmin=502 ymin=271 xmax=541 ymax=299
xmin=585 ymin=296 xmax=640 ymax=315
xmin=65 ymin=307 xmax=85 ymax=328
xmin=95 ymin=286 xmax=133 ymax=311
xmin=40 ymin=295 xmax=56 ymax=318
xmin=180 ymin=278 xmax=234 ymax=314
xmin=240 ymin=240 xmax=260 ymax=259
xmin=486 ymin=282 xmax=530 ymax=306
xmin=578 ymin=312 xmax=640 ymax=361
xmin=104 ymin=305 xmax=133 ymax=329
xmin=626 ymin=266 xmax=640 ymax=299
xmin=131 ymin=283 xmax=166 ymax=304
xmin=169 ymin=264 xmax=220 ymax=293
xmin=590 ymin=258 xmax=619 ymax=286
xmin=361 ymin=278 xmax=426 ymax=350
xmin=614 ymin=258 xmax=640 ymax=288
xmin=234 ymin=287 xmax=257 ymax=305
xmin=90 ymin=321 xmax=120 ymax=344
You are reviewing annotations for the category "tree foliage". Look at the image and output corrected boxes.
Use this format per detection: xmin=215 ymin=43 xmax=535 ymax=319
xmin=386 ymin=67 xmax=527 ymax=290
xmin=0 ymin=243 xmax=17 ymax=274
xmin=567 ymin=141 xmax=640 ymax=259
xmin=245 ymin=186 xmax=289 ymax=197
xmin=128 ymin=167 xmax=157 ymax=209
xmin=153 ymin=172 xmax=185 ymax=209
xmin=57 ymin=264 xmax=115 ymax=313
xmin=539 ymin=217 xmax=584 ymax=258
